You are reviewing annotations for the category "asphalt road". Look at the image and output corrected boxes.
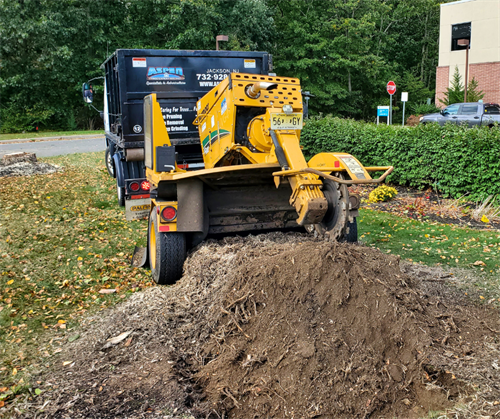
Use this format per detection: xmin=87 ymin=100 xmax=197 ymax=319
xmin=0 ymin=136 xmax=106 ymax=158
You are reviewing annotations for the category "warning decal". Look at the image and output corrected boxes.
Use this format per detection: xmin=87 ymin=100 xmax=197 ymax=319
xmin=132 ymin=58 xmax=147 ymax=68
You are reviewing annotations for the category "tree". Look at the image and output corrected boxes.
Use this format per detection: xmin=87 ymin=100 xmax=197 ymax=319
xmin=0 ymin=0 xmax=445 ymax=131
xmin=439 ymin=66 xmax=464 ymax=106
xmin=439 ymin=66 xmax=484 ymax=105
xmin=268 ymin=0 xmax=394 ymax=118
xmin=466 ymin=77 xmax=484 ymax=103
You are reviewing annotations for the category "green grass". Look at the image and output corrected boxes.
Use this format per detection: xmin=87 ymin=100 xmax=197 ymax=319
xmin=0 ymin=130 xmax=104 ymax=141
xmin=359 ymin=209 xmax=500 ymax=300
xmin=0 ymin=151 xmax=150 ymax=396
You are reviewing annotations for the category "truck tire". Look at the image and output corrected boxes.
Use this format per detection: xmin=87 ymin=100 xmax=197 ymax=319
xmin=148 ymin=209 xmax=186 ymax=285
xmin=344 ymin=217 xmax=358 ymax=243
xmin=105 ymin=144 xmax=116 ymax=178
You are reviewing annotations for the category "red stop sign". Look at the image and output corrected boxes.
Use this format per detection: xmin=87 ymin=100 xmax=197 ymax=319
xmin=387 ymin=81 xmax=396 ymax=95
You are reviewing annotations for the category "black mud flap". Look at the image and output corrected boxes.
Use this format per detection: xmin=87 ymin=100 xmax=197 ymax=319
xmin=131 ymin=246 xmax=149 ymax=268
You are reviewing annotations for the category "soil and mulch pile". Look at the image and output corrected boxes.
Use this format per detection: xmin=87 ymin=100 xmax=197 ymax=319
xmin=15 ymin=233 xmax=500 ymax=419
xmin=0 ymin=152 xmax=60 ymax=177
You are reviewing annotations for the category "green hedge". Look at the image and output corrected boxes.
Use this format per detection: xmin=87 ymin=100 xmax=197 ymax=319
xmin=301 ymin=117 xmax=500 ymax=200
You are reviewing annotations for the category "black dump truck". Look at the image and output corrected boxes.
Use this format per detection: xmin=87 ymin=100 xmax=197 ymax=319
xmin=83 ymin=49 xmax=273 ymax=210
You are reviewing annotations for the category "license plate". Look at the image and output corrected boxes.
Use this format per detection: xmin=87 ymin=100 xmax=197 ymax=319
xmin=270 ymin=113 xmax=303 ymax=130
xmin=125 ymin=198 xmax=150 ymax=221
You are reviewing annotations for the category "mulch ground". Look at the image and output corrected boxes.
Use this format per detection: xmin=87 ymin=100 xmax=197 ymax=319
xmin=352 ymin=184 xmax=500 ymax=230
xmin=10 ymin=233 xmax=500 ymax=419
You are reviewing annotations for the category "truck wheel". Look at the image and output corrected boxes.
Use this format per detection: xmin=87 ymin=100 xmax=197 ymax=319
xmin=344 ymin=217 xmax=358 ymax=243
xmin=117 ymin=182 xmax=125 ymax=207
xmin=105 ymin=145 xmax=116 ymax=178
xmin=148 ymin=209 xmax=186 ymax=285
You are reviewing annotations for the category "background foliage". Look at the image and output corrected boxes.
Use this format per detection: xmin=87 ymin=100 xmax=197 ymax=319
xmin=0 ymin=0 xmax=445 ymax=133
xmin=301 ymin=116 xmax=500 ymax=200
xmin=439 ymin=66 xmax=485 ymax=106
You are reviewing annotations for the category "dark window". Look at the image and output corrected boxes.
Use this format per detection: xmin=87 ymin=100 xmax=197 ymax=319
xmin=451 ymin=22 xmax=471 ymax=51
xmin=460 ymin=105 xmax=478 ymax=114
xmin=485 ymin=106 xmax=500 ymax=114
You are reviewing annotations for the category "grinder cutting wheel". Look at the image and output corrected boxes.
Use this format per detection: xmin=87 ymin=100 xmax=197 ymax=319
xmin=136 ymin=73 xmax=393 ymax=285
xmin=314 ymin=178 xmax=350 ymax=241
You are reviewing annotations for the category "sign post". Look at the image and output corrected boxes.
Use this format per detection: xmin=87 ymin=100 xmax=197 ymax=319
xmin=386 ymin=81 xmax=396 ymax=124
xmin=401 ymin=92 xmax=408 ymax=126
xmin=377 ymin=106 xmax=390 ymax=125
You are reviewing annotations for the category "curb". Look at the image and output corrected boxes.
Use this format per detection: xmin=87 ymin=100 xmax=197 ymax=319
xmin=0 ymin=134 xmax=105 ymax=144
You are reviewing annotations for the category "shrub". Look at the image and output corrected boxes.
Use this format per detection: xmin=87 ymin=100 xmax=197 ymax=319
xmin=369 ymin=185 xmax=398 ymax=203
xmin=301 ymin=116 xmax=500 ymax=200
xmin=410 ymin=103 xmax=441 ymax=115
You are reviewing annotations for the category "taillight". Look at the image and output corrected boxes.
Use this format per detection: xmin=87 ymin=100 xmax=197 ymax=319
xmin=141 ymin=181 xmax=150 ymax=191
xmin=161 ymin=206 xmax=177 ymax=222
xmin=129 ymin=182 xmax=140 ymax=192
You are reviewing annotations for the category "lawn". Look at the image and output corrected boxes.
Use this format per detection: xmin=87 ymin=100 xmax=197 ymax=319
xmin=358 ymin=209 xmax=500 ymax=300
xmin=0 ymin=152 xmax=151 ymax=399
xmin=1 ymin=151 xmax=499 ymax=407
xmin=0 ymin=130 xmax=104 ymax=141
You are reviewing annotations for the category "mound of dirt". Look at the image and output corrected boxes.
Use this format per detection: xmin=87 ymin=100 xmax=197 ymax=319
xmin=22 ymin=233 xmax=500 ymax=419
xmin=0 ymin=153 xmax=60 ymax=177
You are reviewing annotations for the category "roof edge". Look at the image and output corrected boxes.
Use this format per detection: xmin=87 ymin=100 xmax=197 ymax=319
xmin=441 ymin=0 xmax=476 ymax=7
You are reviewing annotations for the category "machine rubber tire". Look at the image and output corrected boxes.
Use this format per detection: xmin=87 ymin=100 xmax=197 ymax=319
xmin=117 ymin=183 xmax=125 ymax=207
xmin=344 ymin=217 xmax=358 ymax=243
xmin=148 ymin=209 xmax=186 ymax=285
xmin=105 ymin=145 xmax=116 ymax=178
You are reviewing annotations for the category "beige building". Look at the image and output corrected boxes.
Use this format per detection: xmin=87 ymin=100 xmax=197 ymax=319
xmin=435 ymin=0 xmax=500 ymax=106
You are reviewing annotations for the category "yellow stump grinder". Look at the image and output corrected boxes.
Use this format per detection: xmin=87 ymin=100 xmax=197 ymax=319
xmin=142 ymin=73 xmax=393 ymax=285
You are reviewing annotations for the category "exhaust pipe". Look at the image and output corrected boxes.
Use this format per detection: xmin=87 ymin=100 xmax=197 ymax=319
xmin=246 ymin=82 xmax=278 ymax=99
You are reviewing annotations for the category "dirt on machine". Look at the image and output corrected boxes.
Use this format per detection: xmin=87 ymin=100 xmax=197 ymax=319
xmin=138 ymin=72 xmax=393 ymax=285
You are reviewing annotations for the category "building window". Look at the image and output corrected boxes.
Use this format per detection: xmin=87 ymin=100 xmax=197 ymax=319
xmin=451 ymin=22 xmax=471 ymax=51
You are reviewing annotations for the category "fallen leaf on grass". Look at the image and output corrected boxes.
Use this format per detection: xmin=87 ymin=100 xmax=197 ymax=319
xmin=0 ymin=401 xmax=4 ymax=408
xmin=473 ymin=261 xmax=486 ymax=266
xmin=62 ymin=361 xmax=72 ymax=366
xmin=99 ymin=289 xmax=116 ymax=294
xmin=34 ymin=388 xmax=42 ymax=395
xmin=481 ymin=215 xmax=490 ymax=223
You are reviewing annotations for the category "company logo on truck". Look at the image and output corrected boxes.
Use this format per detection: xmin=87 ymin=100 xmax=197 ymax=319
xmin=147 ymin=67 xmax=185 ymax=81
